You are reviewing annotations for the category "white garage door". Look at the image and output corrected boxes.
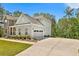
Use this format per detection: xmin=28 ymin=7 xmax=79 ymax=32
xmin=33 ymin=30 xmax=43 ymax=39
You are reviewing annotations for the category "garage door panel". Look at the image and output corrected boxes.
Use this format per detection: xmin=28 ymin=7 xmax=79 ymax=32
xmin=33 ymin=31 xmax=43 ymax=39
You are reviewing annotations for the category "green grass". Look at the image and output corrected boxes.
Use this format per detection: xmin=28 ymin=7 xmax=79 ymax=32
xmin=0 ymin=40 xmax=32 ymax=56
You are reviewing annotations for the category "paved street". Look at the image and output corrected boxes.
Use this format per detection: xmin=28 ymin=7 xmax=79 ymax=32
xmin=16 ymin=38 xmax=79 ymax=56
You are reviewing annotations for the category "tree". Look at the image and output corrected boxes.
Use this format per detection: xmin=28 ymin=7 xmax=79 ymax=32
xmin=55 ymin=7 xmax=77 ymax=38
xmin=69 ymin=17 xmax=79 ymax=39
xmin=57 ymin=16 xmax=79 ymax=39
xmin=64 ymin=7 xmax=74 ymax=18
xmin=0 ymin=26 xmax=4 ymax=37
xmin=0 ymin=4 xmax=5 ymax=14
xmin=0 ymin=4 xmax=11 ymax=15
xmin=5 ymin=10 xmax=12 ymax=15
xmin=57 ymin=17 xmax=69 ymax=37
xmin=13 ymin=10 xmax=22 ymax=17
xmin=34 ymin=13 xmax=55 ymax=20
xmin=33 ymin=13 xmax=39 ymax=16
xmin=75 ymin=8 xmax=79 ymax=18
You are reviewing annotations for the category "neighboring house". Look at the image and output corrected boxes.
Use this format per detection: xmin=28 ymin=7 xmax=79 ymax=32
xmin=0 ymin=14 xmax=4 ymax=28
xmin=0 ymin=14 xmax=53 ymax=39
xmin=4 ymin=15 xmax=18 ymax=36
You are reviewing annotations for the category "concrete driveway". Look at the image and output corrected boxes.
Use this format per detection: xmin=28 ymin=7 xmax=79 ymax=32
xmin=16 ymin=38 xmax=79 ymax=56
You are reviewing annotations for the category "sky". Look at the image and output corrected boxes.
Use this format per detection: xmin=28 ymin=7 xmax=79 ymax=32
xmin=1 ymin=3 xmax=79 ymax=21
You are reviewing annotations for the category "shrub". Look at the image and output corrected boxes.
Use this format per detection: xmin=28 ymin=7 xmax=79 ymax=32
xmin=14 ymin=35 xmax=19 ymax=39
xmin=0 ymin=27 xmax=4 ymax=37
xmin=26 ymin=35 xmax=31 ymax=40
xmin=8 ymin=35 xmax=32 ymax=40
xmin=20 ymin=35 xmax=26 ymax=40
xmin=44 ymin=35 xmax=50 ymax=37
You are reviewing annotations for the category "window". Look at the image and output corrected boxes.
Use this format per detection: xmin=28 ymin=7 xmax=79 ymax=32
xmin=34 ymin=30 xmax=43 ymax=32
xmin=18 ymin=29 xmax=21 ymax=35
xmin=34 ymin=30 xmax=37 ymax=32
xmin=10 ymin=28 xmax=12 ymax=35
xmin=25 ymin=28 xmax=28 ymax=35
xmin=9 ymin=20 xmax=15 ymax=26
xmin=13 ymin=27 xmax=16 ymax=35
xmin=40 ymin=30 xmax=43 ymax=32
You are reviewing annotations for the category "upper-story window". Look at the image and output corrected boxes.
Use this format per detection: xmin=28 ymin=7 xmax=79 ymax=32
xmin=9 ymin=20 xmax=15 ymax=26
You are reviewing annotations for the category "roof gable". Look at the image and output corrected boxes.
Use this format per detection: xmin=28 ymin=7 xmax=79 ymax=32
xmin=16 ymin=14 xmax=43 ymax=25
xmin=33 ymin=15 xmax=52 ymax=26
xmin=15 ymin=14 xmax=32 ymax=25
xmin=5 ymin=15 xmax=18 ymax=20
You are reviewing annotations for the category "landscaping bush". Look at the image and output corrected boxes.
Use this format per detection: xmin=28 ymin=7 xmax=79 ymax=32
xmin=8 ymin=35 xmax=32 ymax=40
xmin=44 ymin=35 xmax=50 ymax=37
xmin=22 ymin=35 xmax=27 ymax=40
xmin=26 ymin=35 xmax=31 ymax=40
xmin=14 ymin=35 xmax=20 ymax=39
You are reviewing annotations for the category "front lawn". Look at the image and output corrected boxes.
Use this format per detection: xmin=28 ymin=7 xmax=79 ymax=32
xmin=0 ymin=40 xmax=32 ymax=56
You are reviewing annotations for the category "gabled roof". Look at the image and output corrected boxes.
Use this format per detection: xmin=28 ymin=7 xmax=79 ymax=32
xmin=33 ymin=15 xmax=52 ymax=26
xmin=33 ymin=15 xmax=54 ymax=22
xmin=15 ymin=14 xmax=43 ymax=25
xmin=4 ymin=15 xmax=18 ymax=20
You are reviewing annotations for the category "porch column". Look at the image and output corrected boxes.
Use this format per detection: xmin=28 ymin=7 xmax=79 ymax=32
xmin=8 ymin=27 xmax=10 ymax=36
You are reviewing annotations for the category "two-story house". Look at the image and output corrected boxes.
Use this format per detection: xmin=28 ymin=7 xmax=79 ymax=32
xmin=0 ymin=13 xmax=53 ymax=39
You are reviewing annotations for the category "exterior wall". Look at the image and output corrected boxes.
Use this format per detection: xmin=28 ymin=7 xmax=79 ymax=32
xmin=15 ymin=23 xmax=44 ymax=39
xmin=16 ymin=14 xmax=31 ymax=25
xmin=31 ymin=24 xmax=44 ymax=39
xmin=15 ymin=24 xmax=32 ymax=36
xmin=4 ymin=19 xmax=9 ymax=36
xmin=44 ymin=19 xmax=51 ymax=36
xmin=34 ymin=16 xmax=52 ymax=36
